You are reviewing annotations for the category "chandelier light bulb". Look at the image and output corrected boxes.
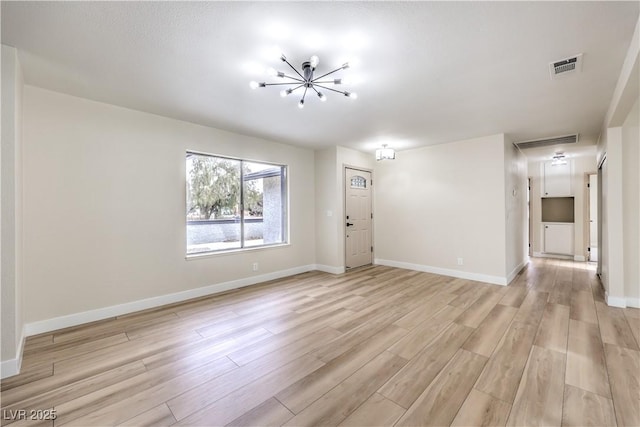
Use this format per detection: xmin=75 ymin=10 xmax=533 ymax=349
xmin=310 ymin=55 xmax=320 ymax=68
xmin=342 ymin=62 xmax=350 ymax=69
xmin=298 ymin=99 xmax=305 ymax=109
xmin=249 ymin=81 xmax=259 ymax=89
xmin=280 ymin=89 xmax=288 ymax=97
xmin=318 ymin=92 xmax=326 ymax=102
xmin=267 ymin=67 xmax=277 ymax=76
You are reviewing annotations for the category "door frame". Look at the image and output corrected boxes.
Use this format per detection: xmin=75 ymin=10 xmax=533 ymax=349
xmin=585 ymin=172 xmax=598 ymax=262
xmin=597 ymin=155 xmax=606 ymax=278
xmin=343 ymin=165 xmax=374 ymax=269
xmin=528 ymin=177 xmax=532 ymax=257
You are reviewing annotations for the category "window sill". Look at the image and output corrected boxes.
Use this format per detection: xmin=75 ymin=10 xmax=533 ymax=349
xmin=185 ymin=242 xmax=290 ymax=260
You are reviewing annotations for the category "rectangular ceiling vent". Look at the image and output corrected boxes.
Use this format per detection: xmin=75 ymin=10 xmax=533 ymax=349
xmin=514 ymin=134 xmax=579 ymax=149
xmin=549 ymin=54 xmax=583 ymax=79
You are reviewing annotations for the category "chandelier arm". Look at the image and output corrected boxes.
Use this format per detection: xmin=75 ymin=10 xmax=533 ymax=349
xmin=302 ymin=86 xmax=308 ymax=102
xmin=262 ymin=82 xmax=306 ymax=86
xmin=312 ymin=67 xmax=345 ymax=81
xmin=312 ymin=80 xmax=340 ymax=84
xmin=281 ymin=74 xmax=305 ymax=83
xmin=312 ymin=83 xmax=349 ymax=95
xmin=288 ymin=84 xmax=305 ymax=92
xmin=282 ymin=58 xmax=306 ymax=81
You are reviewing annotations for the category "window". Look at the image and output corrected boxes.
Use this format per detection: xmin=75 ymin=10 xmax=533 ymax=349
xmin=350 ymin=175 xmax=367 ymax=189
xmin=186 ymin=152 xmax=287 ymax=255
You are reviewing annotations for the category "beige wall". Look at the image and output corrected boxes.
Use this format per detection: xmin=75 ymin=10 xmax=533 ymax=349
xmin=528 ymin=155 xmax=596 ymax=260
xmin=1 ymin=45 xmax=24 ymax=374
xmin=374 ymin=134 xmax=509 ymax=283
xmin=22 ymin=86 xmax=316 ymax=324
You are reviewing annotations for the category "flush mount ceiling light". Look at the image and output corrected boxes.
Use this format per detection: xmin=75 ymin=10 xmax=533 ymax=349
xmin=249 ymin=53 xmax=357 ymax=109
xmin=376 ymin=144 xmax=396 ymax=161
xmin=552 ymin=152 xmax=567 ymax=166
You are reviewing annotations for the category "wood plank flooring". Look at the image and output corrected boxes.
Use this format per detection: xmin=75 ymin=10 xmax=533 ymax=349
xmin=2 ymin=258 xmax=639 ymax=426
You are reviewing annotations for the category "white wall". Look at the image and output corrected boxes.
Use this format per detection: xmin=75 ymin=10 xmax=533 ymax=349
xmin=597 ymin=15 xmax=639 ymax=307
xmin=314 ymin=145 xmax=374 ymax=274
xmin=602 ymin=127 xmax=626 ymax=305
xmin=504 ymin=138 xmax=528 ymax=281
xmin=22 ymin=86 xmax=316 ymax=326
xmin=374 ymin=134 xmax=510 ymax=285
xmin=314 ymin=147 xmax=339 ymax=271
xmin=1 ymin=45 xmax=25 ymax=377
xmin=622 ymin=98 xmax=639 ymax=303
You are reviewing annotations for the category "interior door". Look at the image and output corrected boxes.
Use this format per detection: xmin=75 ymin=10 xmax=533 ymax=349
xmin=345 ymin=168 xmax=372 ymax=269
xmin=589 ymin=174 xmax=598 ymax=261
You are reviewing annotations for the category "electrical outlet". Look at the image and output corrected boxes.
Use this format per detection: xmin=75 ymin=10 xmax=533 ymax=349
xmin=252 ymin=262 xmax=259 ymax=271
xmin=457 ymin=258 xmax=463 ymax=266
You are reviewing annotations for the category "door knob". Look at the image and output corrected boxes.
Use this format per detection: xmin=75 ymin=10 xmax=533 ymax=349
xmin=346 ymin=222 xmax=354 ymax=227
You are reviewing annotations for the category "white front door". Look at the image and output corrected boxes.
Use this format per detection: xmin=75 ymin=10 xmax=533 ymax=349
xmin=589 ymin=174 xmax=598 ymax=262
xmin=345 ymin=168 xmax=372 ymax=269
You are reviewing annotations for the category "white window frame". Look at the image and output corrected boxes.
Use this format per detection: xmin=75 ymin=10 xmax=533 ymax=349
xmin=185 ymin=151 xmax=289 ymax=257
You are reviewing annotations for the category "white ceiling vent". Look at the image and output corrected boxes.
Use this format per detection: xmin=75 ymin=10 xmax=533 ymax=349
xmin=549 ymin=54 xmax=583 ymax=79
xmin=514 ymin=134 xmax=579 ymax=149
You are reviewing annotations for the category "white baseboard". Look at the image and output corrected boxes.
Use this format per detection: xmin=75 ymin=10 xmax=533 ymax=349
xmin=605 ymin=292 xmax=627 ymax=308
xmin=533 ymin=252 xmax=586 ymax=262
xmin=626 ymin=297 xmax=640 ymax=308
xmin=314 ymin=264 xmax=345 ymax=275
xmin=374 ymin=258 xmax=507 ymax=286
xmin=507 ymin=259 xmax=528 ymax=285
xmin=1 ymin=328 xmax=25 ymax=379
xmin=533 ymin=252 xmax=574 ymax=260
xmin=25 ymin=264 xmax=318 ymax=337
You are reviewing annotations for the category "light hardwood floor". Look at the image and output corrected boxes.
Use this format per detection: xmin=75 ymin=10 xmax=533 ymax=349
xmin=1 ymin=259 xmax=639 ymax=426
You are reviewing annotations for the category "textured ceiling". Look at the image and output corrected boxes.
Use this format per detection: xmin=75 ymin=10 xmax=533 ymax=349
xmin=2 ymin=1 xmax=638 ymax=154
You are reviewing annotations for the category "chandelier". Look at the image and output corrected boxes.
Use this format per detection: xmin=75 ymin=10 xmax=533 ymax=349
xmin=250 ymin=54 xmax=357 ymax=109
xmin=376 ymin=144 xmax=396 ymax=161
